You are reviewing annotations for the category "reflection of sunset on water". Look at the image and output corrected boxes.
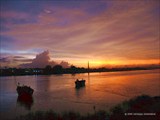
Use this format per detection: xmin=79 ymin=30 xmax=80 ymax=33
xmin=0 ymin=69 xmax=159 ymax=119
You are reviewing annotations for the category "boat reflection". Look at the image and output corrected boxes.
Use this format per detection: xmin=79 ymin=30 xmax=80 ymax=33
xmin=75 ymin=86 xmax=86 ymax=98
xmin=17 ymin=94 xmax=34 ymax=110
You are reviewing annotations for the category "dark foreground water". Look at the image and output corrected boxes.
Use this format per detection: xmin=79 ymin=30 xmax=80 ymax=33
xmin=0 ymin=69 xmax=160 ymax=120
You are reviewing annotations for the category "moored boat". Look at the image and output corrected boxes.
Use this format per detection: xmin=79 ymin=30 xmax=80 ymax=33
xmin=75 ymin=79 xmax=85 ymax=88
xmin=16 ymin=84 xmax=34 ymax=96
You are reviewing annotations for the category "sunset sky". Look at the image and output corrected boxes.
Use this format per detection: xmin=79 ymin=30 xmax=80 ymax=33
xmin=0 ymin=0 xmax=160 ymax=68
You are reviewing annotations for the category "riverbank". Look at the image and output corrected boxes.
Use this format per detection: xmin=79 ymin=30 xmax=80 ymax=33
xmin=14 ymin=95 xmax=160 ymax=120
xmin=1 ymin=67 xmax=159 ymax=76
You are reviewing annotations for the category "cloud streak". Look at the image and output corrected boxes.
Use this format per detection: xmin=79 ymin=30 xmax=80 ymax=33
xmin=0 ymin=0 xmax=159 ymax=67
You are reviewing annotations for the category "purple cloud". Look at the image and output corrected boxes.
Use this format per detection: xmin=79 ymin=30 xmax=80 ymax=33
xmin=0 ymin=57 xmax=10 ymax=63
xmin=1 ymin=0 xmax=159 ymax=67
xmin=19 ymin=51 xmax=70 ymax=68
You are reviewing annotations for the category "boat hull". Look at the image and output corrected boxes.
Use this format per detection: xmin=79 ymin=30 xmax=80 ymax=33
xmin=16 ymin=86 xmax=34 ymax=96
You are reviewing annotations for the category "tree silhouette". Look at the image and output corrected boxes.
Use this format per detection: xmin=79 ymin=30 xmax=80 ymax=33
xmin=44 ymin=65 xmax=52 ymax=74
xmin=53 ymin=65 xmax=63 ymax=74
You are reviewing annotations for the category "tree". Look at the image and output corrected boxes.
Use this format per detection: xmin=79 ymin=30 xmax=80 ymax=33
xmin=53 ymin=65 xmax=63 ymax=74
xmin=44 ymin=65 xmax=52 ymax=74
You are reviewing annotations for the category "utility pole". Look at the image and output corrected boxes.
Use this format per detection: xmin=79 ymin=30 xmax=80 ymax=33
xmin=88 ymin=61 xmax=90 ymax=73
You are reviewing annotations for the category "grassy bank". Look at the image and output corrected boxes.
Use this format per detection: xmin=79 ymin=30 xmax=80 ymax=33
xmin=14 ymin=95 xmax=160 ymax=120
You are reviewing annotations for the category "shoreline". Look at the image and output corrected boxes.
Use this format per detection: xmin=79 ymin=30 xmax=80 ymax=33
xmin=12 ymin=95 xmax=160 ymax=120
xmin=0 ymin=67 xmax=159 ymax=77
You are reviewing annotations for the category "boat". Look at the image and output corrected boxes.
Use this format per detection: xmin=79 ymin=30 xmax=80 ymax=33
xmin=75 ymin=79 xmax=85 ymax=88
xmin=16 ymin=84 xmax=34 ymax=96
xmin=16 ymin=83 xmax=34 ymax=110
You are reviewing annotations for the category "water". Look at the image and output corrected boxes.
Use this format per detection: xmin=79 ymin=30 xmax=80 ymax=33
xmin=0 ymin=69 xmax=160 ymax=119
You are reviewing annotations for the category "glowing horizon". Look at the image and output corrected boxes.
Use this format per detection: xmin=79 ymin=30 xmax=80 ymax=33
xmin=68 ymin=59 xmax=160 ymax=68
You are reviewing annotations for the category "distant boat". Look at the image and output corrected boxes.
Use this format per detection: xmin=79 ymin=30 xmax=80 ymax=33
xmin=16 ymin=84 xmax=34 ymax=96
xmin=75 ymin=79 xmax=85 ymax=88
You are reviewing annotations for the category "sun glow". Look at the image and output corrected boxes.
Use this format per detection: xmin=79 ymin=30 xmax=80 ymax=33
xmin=70 ymin=59 xmax=160 ymax=68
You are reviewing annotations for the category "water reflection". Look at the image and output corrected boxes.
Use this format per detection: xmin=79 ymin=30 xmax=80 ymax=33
xmin=0 ymin=69 xmax=159 ymax=119
xmin=35 ymin=75 xmax=51 ymax=92
xmin=17 ymin=95 xmax=34 ymax=110
xmin=75 ymin=87 xmax=86 ymax=98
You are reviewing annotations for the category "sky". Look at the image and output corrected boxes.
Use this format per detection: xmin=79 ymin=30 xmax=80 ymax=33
xmin=0 ymin=0 xmax=160 ymax=68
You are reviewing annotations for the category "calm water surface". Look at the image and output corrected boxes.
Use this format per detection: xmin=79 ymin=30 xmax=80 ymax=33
xmin=0 ymin=69 xmax=160 ymax=119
